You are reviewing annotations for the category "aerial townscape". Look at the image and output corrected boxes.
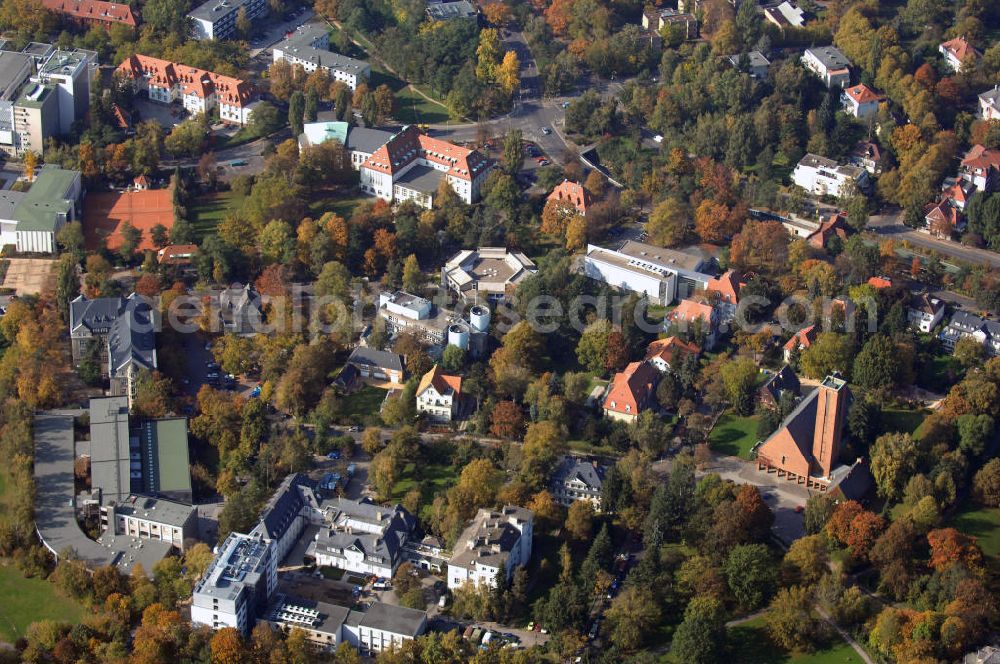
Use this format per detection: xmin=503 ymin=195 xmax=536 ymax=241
xmin=1 ymin=0 xmax=1000 ymax=662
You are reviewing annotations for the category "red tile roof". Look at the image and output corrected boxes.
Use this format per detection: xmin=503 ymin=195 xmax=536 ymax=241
xmin=116 ymin=55 xmax=255 ymax=108
xmin=670 ymin=299 xmax=715 ymax=326
xmin=867 ymin=276 xmax=892 ymax=289
xmin=961 ymin=144 xmax=1000 ymax=172
xmin=808 ymin=211 xmax=850 ymax=249
xmin=361 ymin=125 xmax=491 ymax=182
xmin=603 ymin=361 xmax=658 ymax=417
xmin=924 ymin=200 xmax=961 ymax=228
xmin=843 ymin=83 xmax=881 ymax=105
xmin=783 ymin=325 xmax=817 ymax=351
xmin=546 ymin=180 xmax=591 ymax=216
xmin=43 ymin=0 xmax=137 ymax=26
xmin=417 ymin=365 xmax=462 ymax=397
xmin=157 ymin=244 xmax=198 ymax=264
xmin=645 ymin=336 xmax=700 ymax=365
xmin=940 ymin=37 xmax=979 ymax=63
xmin=707 ymin=270 xmax=740 ymax=304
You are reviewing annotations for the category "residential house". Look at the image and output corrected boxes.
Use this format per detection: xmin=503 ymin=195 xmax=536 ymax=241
xmin=940 ymin=311 xmax=1000 ymax=356
xmin=272 ymin=25 xmax=370 ymax=90
xmin=582 ymin=241 xmax=714 ymax=305
xmin=641 ymin=7 xmax=698 ymax=39
xmin=157 ymin=244 xmax=198 ymax=265
xmin=907 ymin=294 xmax=945 ymax=333
xmin=307 ymin=498 xmax=417 ymax=578
xmin=447 ymin=506 xmax=533 ymax=589
xmin=345 ymin=347 xmax=405 ymax=384
xmin=217 ymin=283 xmax=263 ymax=335
xmin=549 ymin=457 xmax=605 ymax=509
xmin=764 ymin=1 xmax=805 ymax=28
xmin=359 ymin=125 xmax=494 ymax=207
xmin=70 ymin=294 xmax=158 ymax=405
xmin=792 ymin=153 xmax=869 ymax=198
xmin=783 ymin=324 xmax=817 ymax=363
xmin=757 ymin=375 xmax=872 ymax=497
xmin=924 ymin=199 xmax=963 ymax=237
xmin=188 ymin=0 xmax=267 ymax=40
xmin=644 ymin=335 xmax=700 ymax=372
xmin=706 ymin=269 xmax=740 ymax=322
xmin=979 ymin=86 xmax=1000 ymax=121
xmin=546 ymin=180 xmax=591 ymax=216
xmin=801 ymin=46 xmax=851 ymax=88
xmin=841 ymin=83 xmax=882 ymax=120
xmin=727 ymin=51 xmax=770 ymax=78
xmin=759 ymin=365 xmax=800 ymax=410
xmin=807 ymin=211 xmax=852 ymax=249
xmin=603 ymin=361 xmax=659 ymax=423
xmin=42 ymin=0 xmax=137 ymax=30
xmin=116 ymin=54 xmax=258 ymax=126
xmin=939 ymin=36 xmax=979 ymax=73
xmin=415 ymin=365 xmax=462 ymax=422
xmin=959 ymin=145 xmax=1000 ymax=192
xmin=441 ymin=247 xmax=536 ymax=302
xmin=667 ymin=298 xmax=718 ymax=349
xmin=849 ymin=141 xmax=882 ymax=175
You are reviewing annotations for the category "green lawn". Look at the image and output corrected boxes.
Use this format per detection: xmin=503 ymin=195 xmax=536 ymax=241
xmin=709 ymin=412 xmax=761 ymax=459
xmin=567 ymin=439 xmax=617 ymax=457
xmin=917 ymin=355 xmax=963 ymax=391
xmin=392 ymin=461 xmax=458 ymax=504
xmin=189 ymin=190 xmax=246 ymax=240
xmin=339 ymin=386 xmax=386 ymax=423
xmin=720 ymin=617 xmax=864 ymax=664
xmin=307 ymin=191 xmax=369 ymax=220
xmin=320 ymin=566 xmax=345 ymax=580
xmin=880 ymin=408 xmax=928 ymax=437
xmin=0 ymin=564 xmax=84 ymax=643
xmin=368 ymin=69 xmax=452 ymax=125
xmin=949 ymin=501 xmax=1000 ymax=562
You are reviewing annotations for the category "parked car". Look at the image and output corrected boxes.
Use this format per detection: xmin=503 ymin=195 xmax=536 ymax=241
xmin=541 ymin=127 xmax=551 ymax=135
xmin=349 ymin=425 xmax=362 ymax=432
xmin=327 ymin=450 xmax=341 ymax=460
xmin=373 ymin=580 xmax=391 ymax=590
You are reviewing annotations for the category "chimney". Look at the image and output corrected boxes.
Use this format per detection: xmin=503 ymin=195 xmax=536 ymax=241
xmin=811 ymin=376 xmax=848 ymax=478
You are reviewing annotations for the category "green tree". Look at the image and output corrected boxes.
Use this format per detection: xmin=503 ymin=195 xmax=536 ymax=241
xmin=402 ymin=254 xmax=422 ymax=292
xmin=502 ymin=129 xmax=524 ymax=175
xmin=723 ymin=543 xmax=777 ymax=611
xmin=852 ymin=335 xmax=900 ymax=391
xmin=647 ymin=197 xmax=688 ymax=247
xmin=671 ymin=596 xmax=727 ymax=664
xmin=954 ymin=336 xmax=986 ymax=369
xmin=605 ymin=587 xmax=661 ymax=652
xmin=869 ymin=432 xmax=918 ymax=502
xmin=288 ymin=91 xmax=305 ymax=137
xmin=765 ymin=586 xmax=822 ymax=652
xmin=441 ymin=345 xmax=465 ymax=373
xmin=720 ymin=356 xmax=758 ymax=416
xmin=118 ymin=221 xmax=142 ymax=261
xmin=957 ymin=413 xmax=993 ymax=458
xmin=800 ymin=332 xmax=854 ymax=379
xmin=304 ymin=88 xmax=319 ymax=123
xmin=575 ymin=319 xmax=613 ymax=373
xmin=235 ymin=6 xmax=252 ymax=39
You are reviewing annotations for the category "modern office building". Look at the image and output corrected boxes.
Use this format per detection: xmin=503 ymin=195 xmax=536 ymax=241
xmin=441 ymin=247 xmax=537 ymax=302
xmin=188 ymin=0 xmax=267 ymax=40
xmin=272 ymin=24 xmax=370 ymax=90
xmin=0 ymin=165 xmax=82 ymax=252
xmin=0 ymin=44 xmax=96 ymax=156
xmin=192 ymin=533 xmax=277 ymax=635
xmin=582 ymin=241 xmax=713 ymax=305
xmin=100 ymin=494 xmax=198 ymax=550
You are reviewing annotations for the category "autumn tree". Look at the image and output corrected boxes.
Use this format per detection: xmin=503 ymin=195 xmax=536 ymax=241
xmin=497 ymin=50 xmax=520 ymax=97
xmin=490 ymin=400 xmax=524 ymax=439
xmin=694 ymin=199 xmax=741 ymax=243
xmin=210 ymin=627 xmax=246 ymax=664
xmin=765 ymin=586 xmax=822 ymax=652
xmin=870 ymin=432 xmax=918 ymax=502
xmin=927 ymin=528 xmax=985 ymax=574
xmin=973 ymin=458 xmax=1000 ymax=507
xmin=482 ymin=1 xmax=511 ymax=25
xmin=605 ymin=587 xmax=662 ymax=652
xmin=565 ymin=500 xmax=594 ymax=540
xmin=647 ymin=197 xmax=688 ymax=247
xmin=729 ymin=221 xmax=789 ymax=273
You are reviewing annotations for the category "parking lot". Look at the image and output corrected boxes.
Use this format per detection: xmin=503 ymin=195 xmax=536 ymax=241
xmin=2 ymin=258 xmax=55 ymax=295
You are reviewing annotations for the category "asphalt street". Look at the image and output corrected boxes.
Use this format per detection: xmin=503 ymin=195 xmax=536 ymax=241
xmin=868 ymin=209 xmax=1000 ymax=268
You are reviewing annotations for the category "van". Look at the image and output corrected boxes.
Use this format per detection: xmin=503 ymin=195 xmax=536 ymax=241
xmin=438 ymin=594 xmax=448 ymax=608
xmin=373 ymin=580 xmax=390 ymax=591
xmin=481 ymin=631 xmax=493 ymax=647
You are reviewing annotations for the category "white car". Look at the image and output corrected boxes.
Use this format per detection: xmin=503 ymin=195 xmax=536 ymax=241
xmin=653 ymin=134 xmax=664 ymax=143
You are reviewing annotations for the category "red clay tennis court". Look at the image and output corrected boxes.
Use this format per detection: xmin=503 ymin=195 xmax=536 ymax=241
xmin=83 ymin=188 xmax=175 ymax=253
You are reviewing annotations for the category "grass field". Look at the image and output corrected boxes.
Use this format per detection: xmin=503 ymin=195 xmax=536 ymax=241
xmin=720 ymin=617 xmax=864 ymax=664
xmin=917 ymin=355 xmax=963 ymax=391
xmin=189 ymin=190 xmax=246 ymax=240
xmin=368 ymin=70 xmax=452 ymax=125
xmin=307 ymin=192 xmax=369 ymax=220
xmin=949 ymin=501 xmax=1000 ymax=562
xmin=880 ymin=408 xmax=927 ymax=437
xmin=709 ymin=412 xmax=760 ymax=459
xmin=339 ymin=386 xmax=386 ymax=423
xmin=0 ymin=565 xmax=84 ymax=643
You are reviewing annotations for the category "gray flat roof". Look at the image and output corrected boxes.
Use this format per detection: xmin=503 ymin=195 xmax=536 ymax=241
xmin=274 ymin=25 xmax=368 ymax=74
xmin=0 ymin=189 xmax=24 ymax=219
xmin=111 ymin=494 xmax=195 ymax=528
xmin=394 ymin=163 xmax=446 ymax=194
xmin=0 ymin=51 xmax=31 ymax=100
xmin=89 ymin=396 xmax=133 ymax=504
xmin=805 ymin=46 xmax=851 ymax=70
xmin=188 ymin=0 xmax=255 ymax=21
xmin=360 ymin=601 xmax=426 ymax=636
xmin=33 ymin=411 xmax=170 ymax=576
xmin=347 ymin=127 xmax=395 ymax=155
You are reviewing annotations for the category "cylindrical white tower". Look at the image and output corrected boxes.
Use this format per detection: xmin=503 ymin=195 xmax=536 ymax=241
xmin=468 ymin=305 xmax=491 ymax=333
xmin=447 ymin=323 xmax=470 ymax=350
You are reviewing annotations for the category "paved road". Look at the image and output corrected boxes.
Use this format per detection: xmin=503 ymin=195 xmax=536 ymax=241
xmin=868 ymin=210 xmax=1000 ymax=268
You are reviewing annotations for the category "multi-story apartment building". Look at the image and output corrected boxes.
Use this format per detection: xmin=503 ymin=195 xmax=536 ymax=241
xmin=792 ymin=153 xmax=870 ymax=198
xmin=188 ymin=0 xmax=267 ymax=40
xmin=0 ymin=45 xmax=96 ymax=156
xmin=307 ymin=498 xmax=417 ymax=578
xmin=549 ymin=457 xmax=605 ymax=509
xmin=801 ymin=46 xmax=851 ymax=88
xmin=272 ymin=25 xmax=370 ymax=90
xmin=359 ymin=125 xmax=494 ymax=207
xmin=116 ymin=54 xmax=257 ymax=125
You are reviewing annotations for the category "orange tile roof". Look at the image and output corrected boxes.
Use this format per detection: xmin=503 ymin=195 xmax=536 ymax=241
xmin=867 ymin=276 xmax=892 ymax=289
xmin=116 ymin=54 xmax=255 ymax=108
xmin=417 ymin=365 xmax=462 ymax=397
xmin=843 ymin=83 xmax=881 ymax=105
xmin=546 ymin=180 xmax=591 ymax=216
xmin=361 ymin=125 xmax=491 ymax=182
xmin=941 ymin=37 xmax=979 ymax=63
xmin=670 ymin=299 xmax=714 ymax=325
xmin=83 ymin=188 xmax=175 ymax=253
xmin=961 ymin=144 xmax=1000 ymax=172
xmin=645 ymin=336 xmax=700 ymax=364
xmin=603 ymin=361 xmax=658 ymax=417
xmin=157 ymin=244 xmax=198 ymax=264
xmin=706 ymin=270 xmax=740 ymax=304
xmin=43 ymin=0 xmax=137 ymax=26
